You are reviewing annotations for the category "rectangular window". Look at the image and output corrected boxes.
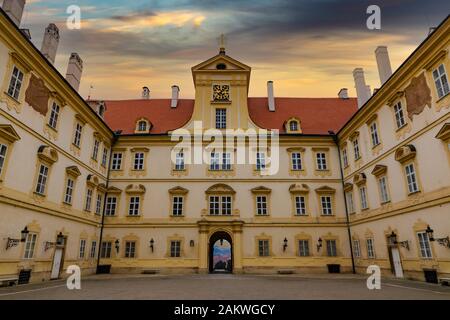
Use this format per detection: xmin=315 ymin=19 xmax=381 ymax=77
xmin=105 ymin=197 xmax=117 ymax=216
xmin=208 ymin=196 xmax=232 ymax=215
xmin=258 ymin=240 xmax=270 ymax=257
xmin=359 ymin=186 xmax=368 ymax=210
xmin=100 ymin=241 xmax=112 ymax=258
xmin=84 ymin=188 xmax=93 ymax=211
xmin=346 ymin=191 xmax=355 ymax=213
xmin=378 ymin=176 xmax=390 ymax=203
xmin=48 ymin=102 xmax=60 ymax=129
xmin=291 ymin=152 xmax=302 ymax=170
xmin=394 ymin=102 xmax=406 ymax=129
xmin=326 ymin=240 xmax=337 ymax=257
xmin=370 ymin=122 xmax=380 ymax=147
xmin=256 ymin=152 xmax=266 ymax=171
xmin=366 ymin=238 xmax=375 ymax=258
xmin=0 ymin=144 xmax=7 ymax=176
xmin=172 ymin=196 xmax=183 ymax=216
xmin=316 ymin=152 xmax=327 ymax=170
xmin=210 ymin=152 xmax=220 ymax=171
xmin=353 ymin=240 xmax=361 ymax=258
xmin=215 ymin=108 xmax=227 ymax=129
xmin=320 ymin=196 xmax=333 ymax=215
xmin=128 ymin=196 xmax=140 ymax=216
xmin=95 ymin=194 xmax=103 ymax=215
xmin=256 ymin=195 xmax=268 ymax=215
xmin=111 ymin=153 xmax=122 ymax=170
xmin=298 ymin=240 xmax=309 ymax=257
xmin=101 ymin=148 xmax=108 ymax=167
xmin=133 ymin=152 xmax=144 ymax=170
xmin=35 ymin=164 xmax=49 ymax=195
xmin=79 ymin=239 xmax=86 ymax=259
xmin=417 ymin=232 xmax=432 ymax=259
xmin=405 ymin=163 xmax=419 ymax=193
xmin=209 ymin=196 xmax=220 ymax=215
xmin=353 ymin=139 xmax=360 ymax=160
xmin=125 ymin=241 xmax=136 ymax=258
xmin=73 ymin=123 xmax=83 ymax=147
xmin=64 ymin=178 xmax=74 ymax=204
xmin=7 ymin=66 xmax=23 ymax=100
xmin=295 ymin=196 xmax=306 ymax=215
xmin=342 ymin=148 xmax=348 ymax=168
xmin=222 ymin=196 xmax=232 ymax=215
xmin=90 ymin=241 xmax=97 ymax=258
xmin=222 ymin=153 xmax=231 ymax=170
xmin=210 ymin=152 xmax=231 ymax=170
xmin=24 ymin=233 xmax=37 ymax=259
xmin=175 ymin=151 xmax=185 ymax=170
xmin=433 ymin=63 xmax=450 ymax=99
xmin=170 ymin=240 xmax=181 ymax=257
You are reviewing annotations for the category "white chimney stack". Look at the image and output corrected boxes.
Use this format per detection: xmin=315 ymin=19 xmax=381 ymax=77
xmin=142 ymin=87 xmax=150 ymax=99
xmin=338 ymin=88 xmax=349 ymax=99
xmin=2 ymin=0 xmax=26 ymax=27
xmin=171 ymin=85 xmax=179 ymax=108
xmin=65 ymin=53 xmax=83 ymax=92
xmin=41 ymin=23 xmax=60 ymax=64
xmin=267 ymin=81 xmax=275 ymax=112
xmin=353 ymin=68 xmax=371 ymax=108
xmin=375 ymin=46 xmax=392 ymax=86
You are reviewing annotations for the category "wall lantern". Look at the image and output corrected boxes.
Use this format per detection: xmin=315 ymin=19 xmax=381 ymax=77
xmin=115 ymin=239 xmax=120 ymax=253
xmin=190 ymin=240 xmax=195 ymax=247
xmin=317 ymin=237 xmax=323 ymax=252
xmin=426 ymin=225 xmax=450 ymax=248
xmin=44 ymin=232 xmax=65 ymax=251
xmin=283 ymin=238 xmax=288 ymax=252
xmin=150 ymin=238 xmax=154 ymax=252
xmin=388 ymin=231 xmax=410 ymax=250
xmin=6 ymin=226 xmax=29 ymax=250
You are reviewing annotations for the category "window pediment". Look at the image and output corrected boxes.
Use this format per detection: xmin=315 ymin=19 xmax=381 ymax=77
xmin=0 ymin=124 xmax=21 ymax=143
xmin=65 ymin=166 xmax=81 ymax=178
xmin=343 ymin=183 xmax=353 ymax=192
xmin=169 ymin=186 xmax=189 ymax=195
xmin=436 ymin=123 xmax=450 ymax=141
xmin=125 ymin=184 xmax=146 ymax=194
xmin=37 ymin=145 xmax=58 ymax=164
xmin=135 ymin=118 xmax=152 ymax=133
xmin=315 ymin=186 xmax=336 ymax=194
xmin=371 ymin=164 xmax=387 ymax=176
xmin=289 ymin=183 xmax=309 ymax=193
xmin=107 ymin=186 xmax=122 ymax=194
xmin=395 ymin=144 xmax=416 ymax=163
xmin=206 ymin=183 xmax=235 ymax=195
xmin=251 ymin=186 xmax=272 ymax=194
xmin=86 ymin=174 xmax=100 ymax=187
xmin=97 ymin=183 xmax=107 ymax=192
xmin=285 ymin=117 xmax=302 ymax=133
xmin=353 ymin=172 xmax=367 ymax=185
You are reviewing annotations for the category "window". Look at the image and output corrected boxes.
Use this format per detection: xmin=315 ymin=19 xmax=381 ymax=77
xmin=134 ymin=152 xmax=144 ymax=170
xmin=359 ymin=186 xmax=368 ymax=210
xmin=394 ymin=102 xmax=406 ymax=129
xmin=84 ymin=188 xmax=93 ymax=211
xmin=79 ymin=239 xmax=86 ymax=259
xmin=210 ymin=152 xmax=220 ymax=171
xmin=7 ymin=66 xmax=23 ymax=100
xmin=294 ymin=196 xmax=306 ymax=215
xmin=320 ymin=196 xmax=333 ymax=215
xmin=222 ymin=153 xmax=231 ymax=170
xmin=256 ymin=196 xmax=268 ymax=215
xmin=24 ymin=233 xmax=37 ymax=259
xmin=73 ymin=123 xmax=83 ymax=148
xmin=128 ymin=196 xmax=140 ymax=216
xmin=353 ymin=240 xmax=361 ymax=258
xmin=366 ymin=238 xmax=375 ymax=258
xmin=256 ymin=152 xmax=266 ymax=171
xmin=289 ymin=121 xmax=298 ymax=131
xmin=0 ymin=144 xmax=7 ymax=176
xmin=298 ymin=240 xmax=309 ymax=257
xmin=172 ymin=196 xmax=183 ymax=216
xmin=100 ymin=241 xmax=112 ymax=258
xmin=101 ymin=148 xmax=108 ymax=167
xmin=378 ymin=176 xmax=390 ymax=203
xmin=342 ymin=148 xmax=348 ymax=168
xmin=215 ymin=108 xmax=226 ymax=129
xmin=95 ymin=194 xmax=103 ymax=215
xmin=111 ymin=153 xmax=122 ymax=170
xmin=433 ymin=63 xmax=450 ymax=99
xmin=258 ymin=240 xmax=270 ymax=257
xmin=326 ymin=240 xmax=337 ymax=257
xmin=316 ymin=152 xmax=327 ymax=170
xmin=345 ymin=191 xmax=355 ymax=213
xmin=291 ymin=152 xmax=302 ymax=170
xmin=35 ymin=164 xmax=49 ymax=195
xmin=90 ymin=241 xmax=97 ymax=258
xmin=170 ymin=240 xmax=181 ymax=257
xmin=209 ymin=196 xmax=232 ymax=215
xmin=369 ymin=122 xmax=380 ymax=147
xmin=417 ymin=232 xmax=432 ymax=259
xmin=105 ymin=196 xmax=117 ymax=216
xmin=48 ymin=102 xmax=60 ymax=129
xmin=125 ymin=241 xmax=136 ymax=258
xmin=405 ymin=163 xmax=419 ymax=193
xmin=64 ymin=178 xmax=74 ymax=204
xmin=210 ymin=152 xmax=231 ymax=171
xmin=138 ymin=121 xmax=147 ymax=132
xmin=175 ymin=151 xmax=185 ymax=170
xmin=353 ymin=139 xmax=360 ymax=160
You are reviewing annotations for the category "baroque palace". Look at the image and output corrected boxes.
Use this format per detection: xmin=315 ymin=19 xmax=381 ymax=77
xmin=0 ymin=1 xmax=449 ymax=285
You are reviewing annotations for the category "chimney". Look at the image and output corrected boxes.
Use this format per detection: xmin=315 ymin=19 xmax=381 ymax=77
xmin=267 ymin=81 xmax=275 ymax=112
xmin=41 ymin=23 xmax=60 ymax=64
xmin=2 ymin=0 xmax=26 ymax=27
xmin=142 ymin=87 xmax=150 ymax=99
xmin=338 ymin=88 xmax=348 ymax=99
xmin=353 ymin=68 xmax=371 ymax=108
xmin=375 ymin=46 xmax=392 ymax=86
xmin=65 ymin=53 xmax=83 ymax=92
xmin=171 ymin=85 xmax=179 ymax=108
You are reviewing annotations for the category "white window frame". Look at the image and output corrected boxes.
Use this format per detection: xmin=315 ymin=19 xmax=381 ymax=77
xmin=172 ymin=196 xmax=184 ymax=216
xmin=105 ymin=196 xmax=117 ymax=216
xmin=405 ymin=163 xmax=419 ymax=193
xmin=0 ymin=144 xmax=7 ymax=176
xmin=366 ymin=238 xmax=375 ymax=258
xmin=291 ymin=152 xmax=302 ymax=170
xmin=256 ymin=152 xmax=266 ymax=171
xmin=295 ymin=195 xmax=306 ymax=215
xmin=378 ymin=176 xmax=390 ymax=203
xmin=24 ymin=233 xmax=37 ymax=259
xmin=316 ymin=152 xmax=327 ymax=170
xmin=48 ymin=102 xmax=60 ymax=129
xmin=298 ymin=240 xmax=309 ymax=257
xmin=359 ymin=186 xmax=368 ymax=210
xmin=417 ymin=232 xmax=432 ymax=259
xmin=133 ymin=152 xmax=144 ymax=170
xmin=256 ymin=195 xmax=268 ymax=215
xmin=111 ymin=153 xmax=122 ymax=170
xmin=101 ymin=147 xmax=108 ymax=167
xmin=394 ymin=102 xmax=406 ymax=129
xmin=170 ymin=240 xmax=181 ymax=257
xmin=100 ymin=241 xmax=112 ymax=258
xmin=353 ymin=239 xmax=361 ymax=258
xmin=90 ymin=241 xmax=97 ymax=258
xmin=128 ymin=196 xmax=140 ymax=216
xmin=79 ymin=239 xmax=86 ymax=259
xmin=215 ymin=108 xmax=227 ymax=129
xmin=353 ymin=138 xmax=360 ymax=160
xmin=95 ymin=193 xmax=103 ymax=215
xmin=175 ymin=151 xmax=185 ymax=170
xmin=64 ymin=178 xmax=74 ymax=204
xmin=345 ymin=191 xmax=355 ymax=213
xmin=370 ymin=122 xmax=380 ymax=147
xmin=125 ymin=241 xmax=136 ymax=258
xmin=326 ymin=239 xmax=337 ymax=257
xmin=73 ymin=123 xmax=83 ymax=147
xmin=342 ymin=148 xmax=348 ymax=168
xmin=258 ymin=239 xmax=270 ymax=257
xmin=433 ymin=63 xmax=450 ymax=99
xmin=320 ymin=196 xmax=333 ymax=215
xmin=35 ymin=164 xmax=49 ymax=195
xmin=209 ymin=195 xmax=232 ymax=215
xmin=7 ymin=66 xmax=23 ymax=100
xmin=84 ymin=188 xmax=93 ymax=211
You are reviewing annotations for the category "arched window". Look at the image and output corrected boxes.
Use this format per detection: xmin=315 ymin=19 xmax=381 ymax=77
xmin=285 ymin=117 xmax=301 ymax=133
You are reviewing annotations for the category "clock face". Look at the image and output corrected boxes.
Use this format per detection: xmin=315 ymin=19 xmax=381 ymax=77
xmin=213 ymin=85 xmax=230 ymax=101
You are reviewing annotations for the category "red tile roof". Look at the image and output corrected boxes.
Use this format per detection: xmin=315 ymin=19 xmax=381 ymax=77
xmin=100 ymin=97 xmax=357 ymax=135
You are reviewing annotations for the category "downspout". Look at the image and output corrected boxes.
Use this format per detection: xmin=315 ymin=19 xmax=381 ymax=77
xmin=332 ymin=133 xmax=356 ymax=274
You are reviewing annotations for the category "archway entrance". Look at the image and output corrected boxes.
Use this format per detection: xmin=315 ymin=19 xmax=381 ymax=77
xmin=209 ymin=231 xmax=233 ymax=273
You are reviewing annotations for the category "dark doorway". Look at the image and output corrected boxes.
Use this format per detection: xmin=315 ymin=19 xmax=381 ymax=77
xmin=209 ymin=231 xmax=233 ymax=273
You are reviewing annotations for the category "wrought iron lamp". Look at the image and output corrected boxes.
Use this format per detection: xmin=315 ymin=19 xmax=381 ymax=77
xmin=426 ymin=225 xmax=450 ymax=248
xmin=388 ymin=231 xmax=410 ymax=250
xmin=44 ymin=232 xmax=65 ymax=251
xmin=115 ymin=239 xmax=120 ymax=253
xmin=317 ymin=237 xmax=323 ymax=252
xmin=283 ymin=238 xmax=288 ymax=252
xmin=150 ymin=238 xmax=154 ymax=252
xmin=6 ymin=226 xmax=29 ymax=250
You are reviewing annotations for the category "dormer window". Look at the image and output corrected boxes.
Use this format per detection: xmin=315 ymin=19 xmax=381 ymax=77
xmin=285 ymin=117 xmax=301 ymax=133
xmin=135 ymin=118 xmax=152 ymax=133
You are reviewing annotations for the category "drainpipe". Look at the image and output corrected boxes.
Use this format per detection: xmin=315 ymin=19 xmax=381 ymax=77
xmin=332 ymin=133 xmax=356 ymax=274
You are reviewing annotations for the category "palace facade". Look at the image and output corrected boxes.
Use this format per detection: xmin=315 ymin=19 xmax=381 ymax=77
xmin=0 ymin=1 xmax=449 ymax=284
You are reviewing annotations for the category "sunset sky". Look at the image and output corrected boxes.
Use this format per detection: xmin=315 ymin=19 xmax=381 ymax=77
xmin=5 ymin=0 xmax=450 ymax=100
